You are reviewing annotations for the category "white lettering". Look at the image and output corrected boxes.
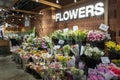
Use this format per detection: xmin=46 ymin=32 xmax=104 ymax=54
xmin=86 ymin=5 xmax=94 ymax=17
xmin=95 ymin=2 xmax=104 ymax=16
xmin=69 ymin=9 xmax=79 ymax=20
xmin=56 ymin=13 xmax=60 ymax=22
xmin=55 ymin=2 xmax=104 ymax=22
xmin=79 ymin=7 xmax=85 ymax=18
xmin=63 ymin=11 xmax=69 ymax=21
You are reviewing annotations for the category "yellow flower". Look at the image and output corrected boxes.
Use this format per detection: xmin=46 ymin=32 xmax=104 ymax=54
xmin=115 ymin=45 xmax=120 ymax=51
xmin=58 ymin=56 xmax=64 ymax=61
xmin=112 ymin=59 xmax=118 ymax=63
xmin=105 ymin=41 xmax=116 ymax=49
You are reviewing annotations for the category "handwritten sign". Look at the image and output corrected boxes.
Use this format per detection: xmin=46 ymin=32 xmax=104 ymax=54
xmin=63 ymin=28 xmax=69 ymax=33
xmin=99 ymin=24 xmax=109 ymax=31
xmin=101 ymin=57 xmax=110 ymax=64
xmin=73 ymin=25 xmax=78 ymax=31
xmin=58 ymin=40 xmax=64 ymax=45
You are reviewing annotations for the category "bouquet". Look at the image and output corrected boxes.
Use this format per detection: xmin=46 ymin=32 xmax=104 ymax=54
xmin=84 ymin=46 xmax=104 ymax=59
xmin=72 ymin=30 xmax=87 ymax=43
xmin=105 ymin=41 xmax=120 ymax=54
xmin=87 ymin=30 xmax=106 ymax=42
xmin=63 ymin=45 xmax=71 ymax=56
xmin=51 ymin=30 xmax=64 ymax=40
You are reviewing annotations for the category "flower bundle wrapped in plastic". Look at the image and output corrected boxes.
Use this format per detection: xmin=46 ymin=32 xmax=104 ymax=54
xmin=70 ymin=67 xmax=84 ymax=79
xmin=105 ymin=41 xmax=116 ymax=49
xmin=88 ymin=64 xmax=116 ymax=80
xmin=88 ymin=69 xmax=105 ymax=80
xmin=63 ymin=45 xmax=71 ymax=56
xmin=72 ymin=30 xmax=87 ymax=43
xmin=84 ymin=46 xmax=104 ymax=59
xmin=51 ymin=30 xmax=64 ymax=40
xmin=105 ymin=41 xmax=120 ymax=53
xmin=109 ymin=63 xmax=120 ymax=77
xmin=87 ymin=30 xmax=106 ymax=42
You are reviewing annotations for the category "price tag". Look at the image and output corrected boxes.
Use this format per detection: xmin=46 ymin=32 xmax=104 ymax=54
xmin=80 ymin=46 xmax=85 ymax=55
xmin=58 ymin=40 xmax=64 ymax=45
xmin=73 ymin=25 xmax=78 ymax=31
xmin=63 ymin=28 xmax=69 ymax=33
xmin=101 ymin=57 xmax=110 ymax=64
xmin=99 ymin=24 xmax=109 ymax=31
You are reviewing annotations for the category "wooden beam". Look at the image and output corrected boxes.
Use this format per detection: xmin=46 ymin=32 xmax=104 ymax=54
xmin=40 ymin=7 xmax=56 ymax=12
xmin=63 ymin=0 xmax=88 ymax=8
xmin=9 ymin=9 xmax=39 ymax=15
xmin=32 ymin=0 xmax=61 ymax=9
xmin=0 ymin=6 xmax=39 ymax=15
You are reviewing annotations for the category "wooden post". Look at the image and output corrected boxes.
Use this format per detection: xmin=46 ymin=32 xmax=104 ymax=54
xmin=104 ymin=0 xmax=109 ymax=25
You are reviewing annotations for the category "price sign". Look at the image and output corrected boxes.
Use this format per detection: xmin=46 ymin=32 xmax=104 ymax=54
xmin=73 ymin=25 xmax=78 ymax=31
xmin=58 ymin=40 xmax=64 ymax=45
xmin=99 ymin=24 xmax=109 ymax=31
xmin=101 ymin=57 xmax=110 ymax=64
xmin=63 ymin=28 xmax=69 ymax=33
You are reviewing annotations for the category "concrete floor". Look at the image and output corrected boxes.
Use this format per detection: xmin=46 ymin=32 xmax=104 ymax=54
xmin=0 ymin=54 xmax=36 ymax=80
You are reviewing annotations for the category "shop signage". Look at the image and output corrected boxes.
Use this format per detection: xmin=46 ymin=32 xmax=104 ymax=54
xmin=56 ymin=2 xmax=104 ymax=22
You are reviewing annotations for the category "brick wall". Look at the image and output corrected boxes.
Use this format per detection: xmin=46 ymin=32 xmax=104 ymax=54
xmin=32 ymin=0 xmax=120 ymax=42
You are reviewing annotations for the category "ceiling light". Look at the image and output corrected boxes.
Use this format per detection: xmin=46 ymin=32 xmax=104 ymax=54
xmin=36 ymin=0 xmax=38 ymax=2
xmin=74 ymin=0 xmax=77 ymax=3
xmin=4 ymin=18 xmax=6 ymax=20
xmin=19 ymin=19 xmax=21 ymax=21
xmin=56 ymin=0 xmax=59 ymax=4
xmin=12 ymin=13 xmax=14 ymax=15
xmin=0 ymin=8 xmax=2 ymax=11
xmin=29 ymin=15 xmax=31 ymax=18
xmin=21 ymin=14 xmax=24 ymax=17
xmin=12 ymin=7 xmax=15 ymax=10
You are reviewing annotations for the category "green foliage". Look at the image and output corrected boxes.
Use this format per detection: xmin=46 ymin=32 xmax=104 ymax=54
xmin=63 ymin=44 xmax=71 ymax=56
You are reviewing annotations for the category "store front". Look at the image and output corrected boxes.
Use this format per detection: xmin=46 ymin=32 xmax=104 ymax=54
xmin=0 ymin=0 xmax=120 ymax=80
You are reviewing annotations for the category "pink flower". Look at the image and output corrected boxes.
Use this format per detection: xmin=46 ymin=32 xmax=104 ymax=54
xmin=87 ymin=31 xmax=106 ymax=42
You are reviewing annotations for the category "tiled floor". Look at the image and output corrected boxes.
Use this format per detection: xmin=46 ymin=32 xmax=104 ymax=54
xmin=0 ymin=54 xmax=36 ymax=80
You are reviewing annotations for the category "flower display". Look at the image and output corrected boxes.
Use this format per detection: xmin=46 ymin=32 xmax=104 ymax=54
xmin=51 ymin=30 xmax=64 ymax=40
xmin=63 ymin=45 xmax=71 ymax=56
xmin=88 ymin=64 xmax=116 ymax=80
xmin=84 ymin=46 xmax=104 ymax=59
xmin=112 ymin=59 xmax=120 ymax=67
xmin=105 ymin=41 xmax=116 ymax=49
xmin=115 ymin=45 xmax=120 ymax=52
xmin=87 ymin=30 xmax=106 ymax=42
xmin=72 ymin=30 xmax=87 ymax=42
xmin=57 ymin=55 xmax=70 ymax=62
xmin=105 ymin=41 xmax=120 ymax=54
xmin=70 ymin=67 xmax=84 ymax=77
xmin=109 ymin=63 xmax=120 ymax=77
